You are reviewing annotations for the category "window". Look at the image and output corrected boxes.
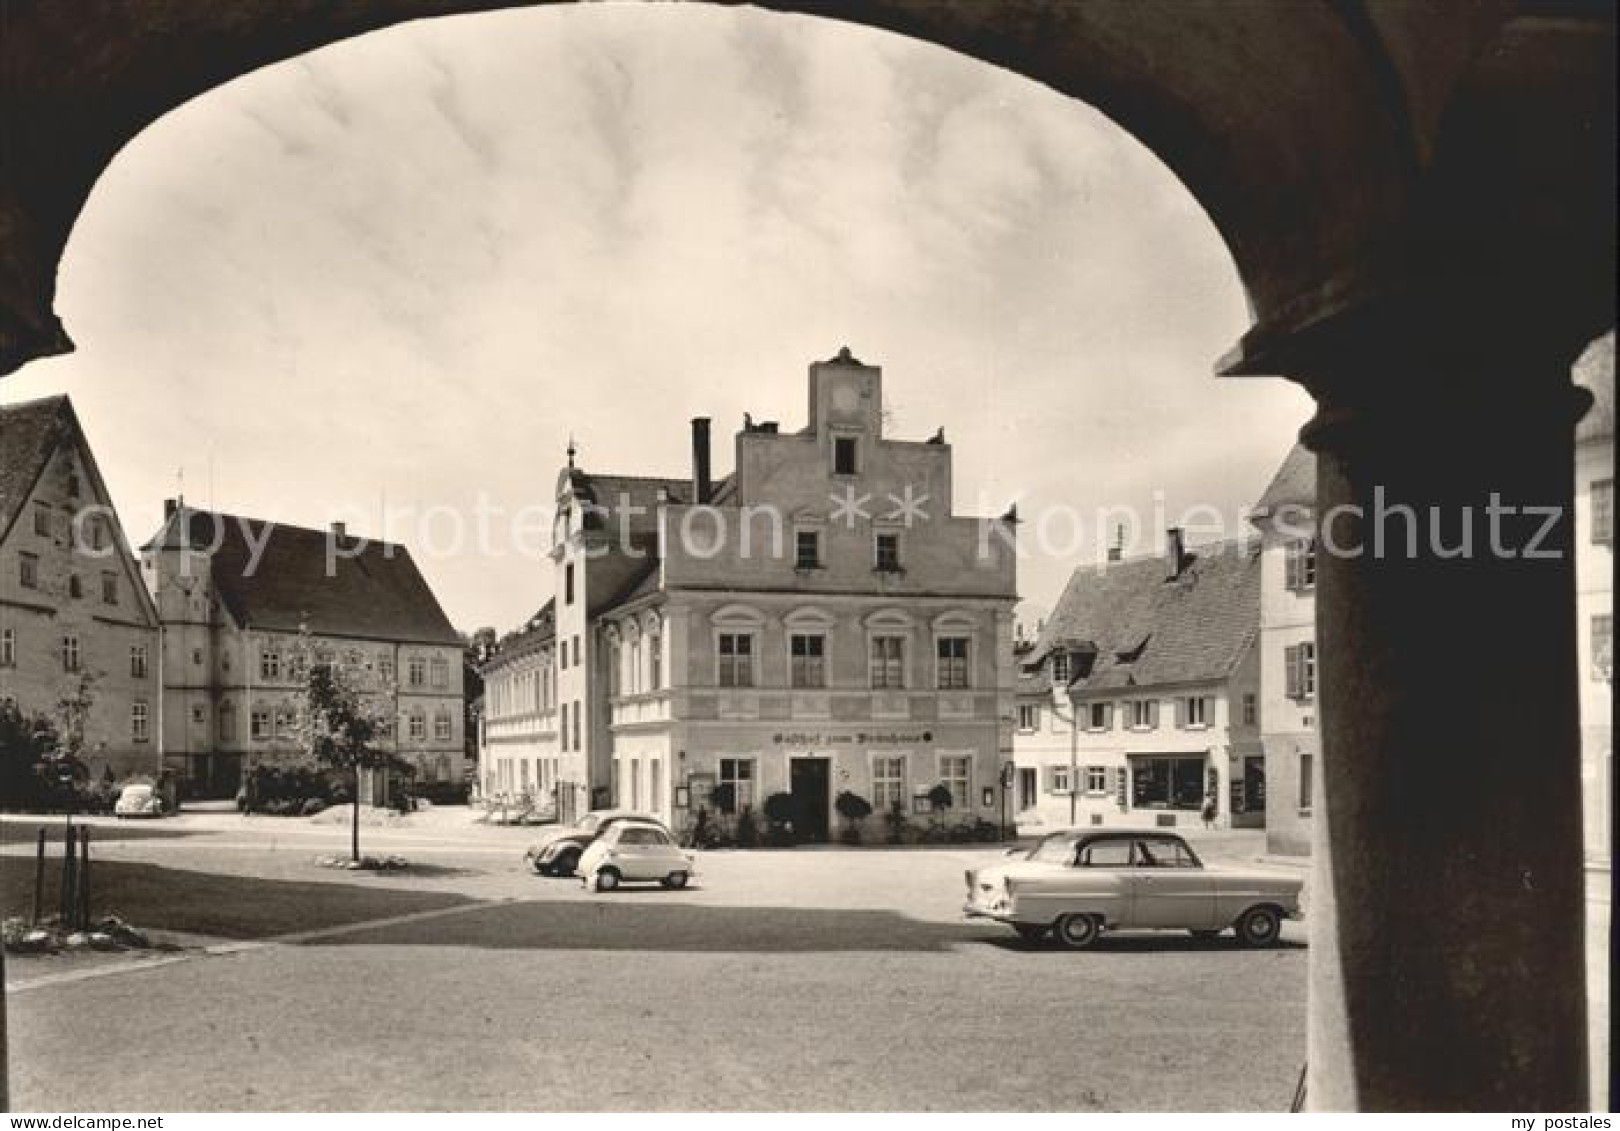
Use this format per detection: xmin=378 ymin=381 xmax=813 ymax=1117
xmin=409 ymin=712 xmax=426 ymax=740
xmin=191 ymin=705 xmax=206 ymax=725
xmin=872 ymin=756 xmax=905 ymax=812
xmin=1086 ymin=702 xmax=1111 ymax=731
xmin=720 ymin=757 xmax=756 ymax=810
xmin=790 ymin=634 xmax=826 ymax=689
xmin=1284 ymin=642 xmax=1317 ymax=701
xmin=1051 ymin=652 xmax=1070 ymax=684
xmin=717 ymin=633 xmax=755 ymax=688
xmin=648 ymin=635 xmax=662 ymax=691
xmin=1298 ymin=753 xmax=1315 ymax=813
xmin=936 ymin=636 xmax=970 ymax=689
xmin=18 ymin=552 xmax=37 ymax=589
xmin=130 ymin=645 xmax=148 ymax=678
xmin=378 ymin=654 xmax=394 ymax=682
xmin=1243 ymin=693 xmax=1258 ymax=726
xmin=251 ymin=710 xmax=272 ymax=740
xmin=61 ymin=634 xmax=79 ymax=673
xmin=1128 ymin=700 xmax=1157 ymax=730
xmin=1047 ymin=765 xmax=1072 ymax=794
xmin=260 ymin=649 xmax=281 ymax=680
xmin=1593 ymin=614 xmax=1613 ymax=682
xmin=1085 ymin=766 xmax=1109 ymax=794
xmin=101 ymin=571 xmax=117 ymax=605
xmin=833 ymin=435 xmax=858 ymax=476
xmin=649 ymin=759 xmax=662 ymax=814
xmin=131 ymin=702 xmax=149 ymax=742
xmin=274 ymin=710 xmax=294 ymax=739
xmin=1017 ymin=703 xmax=1039 ymax=732
xmin=1077 ymin=838 xmax=1132 ymax=867
xmin=795 ymin=529 xmax=821 ymax=569
xmin=408 ymin=657 xmax=426 ymax=687
xmin=0 ymin=628 xmax=13 ymax=667
xmin=1134 ymin=836 xmax=1199 ymax=868
xmin=565 ymin=562 xmax=575 ymax=605
xmin=1182 ymin=696 xmax=1211 ymax=728
xmin=1284 ymin=538 xmax=1317 ymax=591
xmin=287 ymin=651 xmax=307 ymax=680
xmin=869 ymin=635 xmax=906 ymax=689
xmin=431 ymin=656 xmax=449 ymax=688
xmin=572 ymin=699 xmax=581 ymax=750
xmin=559 ymin=703 xmax=569 ymax=751
xmin=33 ymin=501 xmax=51 ymax=537
xmin=68 ymin=575 xmax=82 ymax=599
xmin=874 ymin=532 xmax=901 ymax=572
xmin=939 ymin=755 xmax=971 ymax=809
xmin=434 ymin=710 xmax=453 ymax=742
xmin=1594 ymin=479 xmax=1614 ymax=545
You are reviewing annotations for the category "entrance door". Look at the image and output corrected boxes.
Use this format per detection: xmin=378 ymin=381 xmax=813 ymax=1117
xmin=789 ymin=757 xmax=831 ymax=842
xmin=1018 ymin=767 xmax=1037 ymax=811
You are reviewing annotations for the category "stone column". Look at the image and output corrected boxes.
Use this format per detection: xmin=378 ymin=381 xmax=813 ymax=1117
xmin=1294 ymin=319 xmax=1594 ymax=1110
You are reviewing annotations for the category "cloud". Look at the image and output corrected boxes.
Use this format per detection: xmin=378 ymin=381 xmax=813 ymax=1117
xmin=3 ymin=3 xmax=1309 ymax=632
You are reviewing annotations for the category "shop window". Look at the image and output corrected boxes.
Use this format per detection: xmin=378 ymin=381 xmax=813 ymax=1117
xmin=1130 ymin=755 xmax=1205 ymax=811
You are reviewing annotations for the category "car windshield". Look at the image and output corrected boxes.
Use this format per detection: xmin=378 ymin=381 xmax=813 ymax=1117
xmin=1028 ymin=834 xmax=1081 ymax=864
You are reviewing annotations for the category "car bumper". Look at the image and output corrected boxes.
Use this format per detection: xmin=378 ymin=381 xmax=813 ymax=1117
xmin=962 ymin=901 xmax=1017 ymax=924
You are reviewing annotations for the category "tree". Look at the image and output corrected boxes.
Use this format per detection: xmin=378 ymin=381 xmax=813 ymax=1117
xmin=293 ymin=632 xmax=404 ymax=862
xmin=0 ymin=702 xmax=58 ymax=810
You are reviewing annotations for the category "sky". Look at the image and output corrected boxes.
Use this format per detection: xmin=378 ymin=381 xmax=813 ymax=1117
xmin=0 ymin=2 xmax=1312 ymax=635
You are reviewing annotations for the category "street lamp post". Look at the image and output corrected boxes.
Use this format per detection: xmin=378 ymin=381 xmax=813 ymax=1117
xmin=1049 ymin=692 xmax=1081 ymax=827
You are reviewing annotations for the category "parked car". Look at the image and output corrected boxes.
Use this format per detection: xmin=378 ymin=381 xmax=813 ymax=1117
xmin=963 ymin=829 xmax=1303 ymax=949
xmin=578 ymin=820 xmax=696 ymax=892
xmin=523 ymin=809 xmax=668 ymax=876
xmin=113 ymin=782 xmax=165 ymax=819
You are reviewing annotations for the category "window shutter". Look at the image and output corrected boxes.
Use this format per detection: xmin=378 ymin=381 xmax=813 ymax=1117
xmin=1148 ymin=700 xmax=1160 ymax=728
xmin=1043 ymin=765 xmax=1055 ymax=792
xmin=1103 ymin=702 xmax=1114 ymax=731
xmin=1284 ymin=645 xmax=1301 ymax=699
xmin=1284 ymin=544 xmax=1300 ymax=590
xmin=1174 ymin=697 xmax=1185 ymax=729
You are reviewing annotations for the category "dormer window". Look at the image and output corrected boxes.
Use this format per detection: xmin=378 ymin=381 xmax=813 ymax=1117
xmin=1052 ymin=652 xmax=1070 ymax=684
xmin=834 ymin=435 xmax=859 ymax=476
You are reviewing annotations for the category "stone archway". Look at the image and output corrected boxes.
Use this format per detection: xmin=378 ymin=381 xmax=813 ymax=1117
xmin=0 ymin=0 xmax=1613 ymax=1111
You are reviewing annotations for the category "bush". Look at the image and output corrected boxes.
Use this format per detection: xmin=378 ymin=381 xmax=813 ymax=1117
xmin=834 ymin=791 xmax=872 ymax=845
xmin=839 ymin=823 xmax=863 ymax=846
xmin=973 ymin=817 xmax=1004 ymax=842
xmin=710 ymin=782 xmax=737 ymax=816
xmin=301 ymin=798 xmax=328 ymax=816
xmin=884 ymin=800 xmax=909 ymax=845
xmin=926 ymin=783 xmax=954 ymax=813
xmin=735 ymin=807 xmax=761 ymax=848
xmin=762 ymin=792 xmax=796 ymax=847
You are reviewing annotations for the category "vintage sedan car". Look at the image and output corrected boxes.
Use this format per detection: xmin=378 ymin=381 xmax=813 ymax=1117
xmin=523 ymin=809 xmax=668 ymax=876
xmin=113 ymin=782 xmax=164 ymax=819
xmin=963 ymin=829 xmax=1303 ymax=949
xmin=578 ymin=820 xmax=696 ymax=892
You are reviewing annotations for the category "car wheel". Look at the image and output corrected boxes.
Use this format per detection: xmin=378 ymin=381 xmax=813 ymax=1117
xmin=1188 ymin=929 xmax=1222 ymax=940
xmin=1013 ymin=923 xmax=1049 ymax=944
xmin=594 ymin=867 xmax=621 ymax=893
xmin=662 ymin=871 xmax=689 ymax=890
xmin=1236 ymin=906 xmax=1282 ymax=947
xmin=1054 ymin=913 xmax=1100 ymax=950
xmin=553 ymin=848 xmax=581 ymax=876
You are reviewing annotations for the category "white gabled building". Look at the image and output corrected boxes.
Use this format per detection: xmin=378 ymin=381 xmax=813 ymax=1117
xmin=1012 ymin=533 xmax=1263 ymax=834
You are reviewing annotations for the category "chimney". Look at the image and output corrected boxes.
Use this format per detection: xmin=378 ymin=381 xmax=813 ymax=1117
xmin=331 ymin=521 xmax=348 ymax=544
xmin=691 ymin=417 xmax=712 ymax=504
xmin=164 ymin=498 xmax=178 ymax=519
xmin=1166 ymin=527 xmax=1187 ymax=579
xmin=1107 ymin=524 xmax=1125 ymax=563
